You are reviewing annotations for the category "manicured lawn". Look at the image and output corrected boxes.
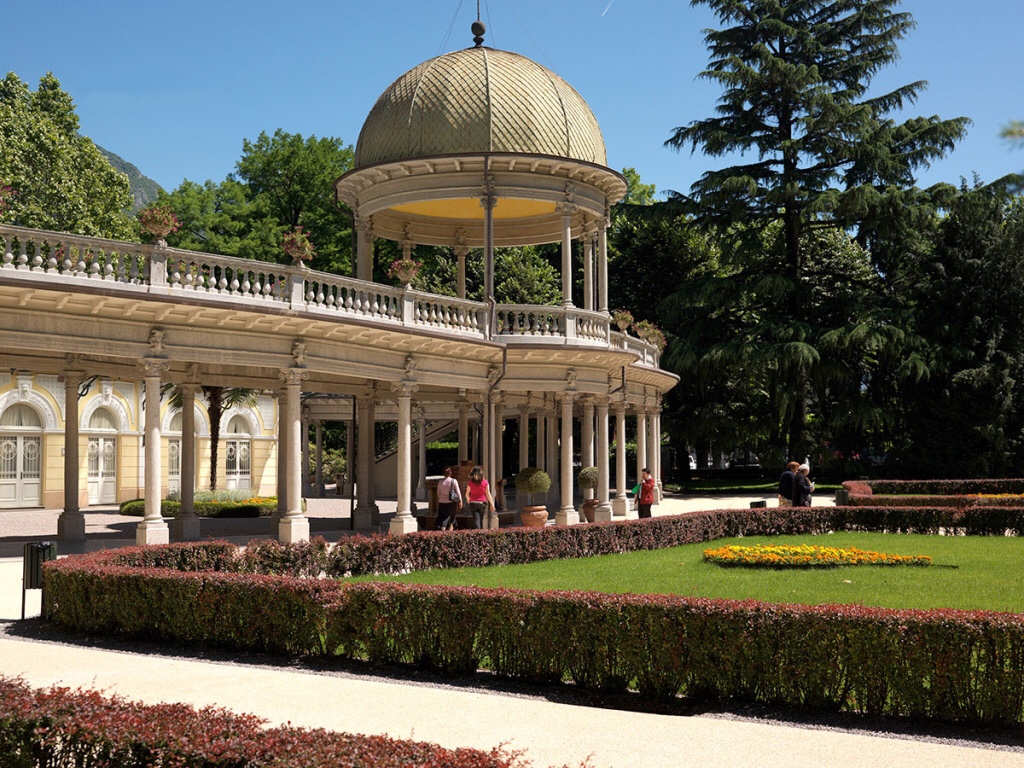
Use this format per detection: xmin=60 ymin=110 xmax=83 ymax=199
xmin=363 ymin=532 xmax=1024 ymax=612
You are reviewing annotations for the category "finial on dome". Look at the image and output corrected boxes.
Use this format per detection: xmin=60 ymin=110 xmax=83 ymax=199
xmin=472 ymin=19 xmax=486 ymax=47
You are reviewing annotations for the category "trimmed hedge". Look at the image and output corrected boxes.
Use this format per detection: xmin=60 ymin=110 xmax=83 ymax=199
xmin=847 ymin=478 xmax=1024 ymax=496
xmin=0 ymin=675 xmax=524 ymax=767
xmin=119 ymin=498 xmax=277 ymax=518
xmin=40 ymin=505 xmax=1024 ymax=728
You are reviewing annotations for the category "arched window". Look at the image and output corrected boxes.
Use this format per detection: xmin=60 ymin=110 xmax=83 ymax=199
xmin=0 ymin=404 xmax=42 ymax=428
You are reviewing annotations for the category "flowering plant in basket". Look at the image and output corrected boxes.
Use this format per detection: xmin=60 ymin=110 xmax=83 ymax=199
xmin=634 ymin=319 xmax=667 ymax=352
xmin=138 ymin=205 xmax=179 ymax=238
xmin=388 ymin=257 xmax=422 ymax=285
xmin=282 ymin=226 xmax=316 ymax=263
xmin=611 ymin=309 xmax=634 ymax=331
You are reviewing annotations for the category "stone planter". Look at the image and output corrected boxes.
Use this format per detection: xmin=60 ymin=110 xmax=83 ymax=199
xmin=519 ymin=505 xmax=548 ymax=527
xmin=581 ymin=497 xmax=599 ymax=523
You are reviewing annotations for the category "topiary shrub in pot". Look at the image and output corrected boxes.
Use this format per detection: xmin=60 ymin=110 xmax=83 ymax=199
xmin=514 ymin=467 xmax=551 ymax=527
xmin=578 ymin=465 xmax=600 ymax=523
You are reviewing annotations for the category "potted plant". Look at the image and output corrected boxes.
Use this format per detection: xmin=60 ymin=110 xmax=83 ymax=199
xmin=283 ymin=226 xmax=316 ymax=265
xmin=514 ymin=467 xmax=551 ymax=527
xmin=611 ymin=309 xmax=634 ymax=332
xmin=387 ymin=257 xmax=422 ymax=286
xmin=577 ymin=465 xmax=600 ymax=522
xmin=138 ymin=205 xmax=180 ymax=241
xmin=634 ymin=319 xmax=667 ymax=352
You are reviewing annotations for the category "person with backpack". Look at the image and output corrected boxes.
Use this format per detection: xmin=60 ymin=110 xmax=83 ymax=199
xmin=433 ymin=466 xmax=462 ymax=530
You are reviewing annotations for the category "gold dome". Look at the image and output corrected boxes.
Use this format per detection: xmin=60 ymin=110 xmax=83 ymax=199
xmin=354 ymin=46 xmax=608 ymax=168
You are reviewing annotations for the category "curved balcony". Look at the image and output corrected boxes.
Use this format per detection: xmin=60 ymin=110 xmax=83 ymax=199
xmin=0 ymin=224 xmax=661 ymax=367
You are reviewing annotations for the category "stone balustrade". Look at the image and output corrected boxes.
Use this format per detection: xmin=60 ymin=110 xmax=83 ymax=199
xmin=0 ymin=223 xmax=659 ymax=365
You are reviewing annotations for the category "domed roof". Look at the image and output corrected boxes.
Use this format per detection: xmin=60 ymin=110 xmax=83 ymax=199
xmin=354 ymin=46 xmax=608 ymax=169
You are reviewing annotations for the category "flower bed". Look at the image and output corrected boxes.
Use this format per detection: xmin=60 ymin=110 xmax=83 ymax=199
xmin=39 ymin=504 xmax=1024 ymax=728
xmin=703 ymin=544 xmax=932 ymax=568
xmin=0 ymin=676 xmax=521 ymax=767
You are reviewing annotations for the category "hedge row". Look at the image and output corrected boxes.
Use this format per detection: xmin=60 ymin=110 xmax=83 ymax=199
xmin=0 ymin=675 xmax=524 ymax=767
xmin=849 ymin=478 xmax=1024 ymax=496
xmin=119 ymin=498 xmax=276 ymax=518
xmin=40 ymin=504 xmax=1024 ymax=727
xmin=41 ymin=558 xmax=1024 ymax=726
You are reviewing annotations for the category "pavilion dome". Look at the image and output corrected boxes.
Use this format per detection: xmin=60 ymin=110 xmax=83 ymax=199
xmin=354 ymin=46 xmax=608 ymax=169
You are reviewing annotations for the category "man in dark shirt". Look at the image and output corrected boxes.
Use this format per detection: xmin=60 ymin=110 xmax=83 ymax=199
xmin=778 ymin=461 xmax=800 ymax=507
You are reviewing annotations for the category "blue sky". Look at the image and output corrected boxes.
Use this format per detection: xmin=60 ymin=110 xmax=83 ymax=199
xmin=4 ymin=1 xmax=1021 ymax=200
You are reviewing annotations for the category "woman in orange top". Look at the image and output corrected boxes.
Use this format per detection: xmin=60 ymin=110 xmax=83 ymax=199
xmin=465 ymin=465 xmax=495 ymax=529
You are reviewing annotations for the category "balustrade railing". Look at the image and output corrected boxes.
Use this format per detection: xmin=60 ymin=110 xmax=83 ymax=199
xmin=0 ymin=223 xmax=661 ymax=365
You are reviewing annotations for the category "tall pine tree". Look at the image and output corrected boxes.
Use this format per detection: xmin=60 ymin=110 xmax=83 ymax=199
xmin=666 ymin=0 xmax=969 ymax=456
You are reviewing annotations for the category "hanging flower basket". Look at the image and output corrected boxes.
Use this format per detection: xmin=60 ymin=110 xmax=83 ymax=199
xmin=283 ymin=226 xmax=316 ymax=264
xmin=388 ymin=257 xmax=422 ymax=286
xmin=611 ymin=309 xmax=634 ymax=332
xmin=138 ymin=206 xmax=180 ymax=239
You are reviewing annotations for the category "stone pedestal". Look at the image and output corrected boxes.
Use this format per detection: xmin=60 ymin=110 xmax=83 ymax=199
xmin=389 ymin=516 xmax=418 ymax=535
xmin=136 ymin=518 xmax=170 ymax=546
xmin=279 ymin=516 xmax=310 ymax=544
xmin=172 ymin=515 xmax=201 ymax=542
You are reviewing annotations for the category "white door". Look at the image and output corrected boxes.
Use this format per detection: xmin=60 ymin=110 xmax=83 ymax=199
xmin=88 ymin=436 xmax=117 ymax=504
xmin=0 ymin=435 xmax=42 ymax=507
xmin=225 ymin=439 xmax=251 ymax=491
xmin=168 ymin=438 xmax=181 ymax=495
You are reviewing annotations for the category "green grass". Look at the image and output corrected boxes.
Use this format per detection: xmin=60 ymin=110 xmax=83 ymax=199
xmin=361 ymin=532 xmax=1024 ymax=613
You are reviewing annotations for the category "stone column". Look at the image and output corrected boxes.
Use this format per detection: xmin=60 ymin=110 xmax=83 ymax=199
xmin=651 ymin=406 xmax=663 ymax=502
xmin=546 ymin=411 xmax=559 ymax=502
xmin=278 ymin=369 xmax=310 ymax=543
xmin=343 ymin=416 xmax=355 ymax=495
xmin=457 ymin=400 xmax=470 ymax=464
xmin=314 ymin=420 xmax=324 ymax=497
xmin=57 ymin=369 xmax=85 ymax=541
xmin=556 ymin=392 xmax=577 ymax=526
xmin=415 ymin=410 xmax=427 ymax=502
xmin=173 ymin=383 xmax=200 ymax=541
xmin=389 ymin=382 xmax=419 ymax=535
xmin=352 ymin=392 xmax=377 ymax=530
xmin=455 ymin=241 xmax=469 ymax=300
xmin=483 ymin=396 xmax=498 ymax=529
xmin=137 ymin=359 xmax=170 ymax=545
xmin=558 ymin=203 xmax=575 ymax=307
xmin=636 ymin=406 xmax=648 ymax=500
xmin=598 ymin=215 xmax=609 ymax=313
xmin=583 ymin=227 xmax=595 ymax=312
xmin=301 ymin=419 xmax=310 ymax=487
xmin=355 ymin=215 xmax=373 ymax=282
xmin=611 ymin=401 xmax=629 ymax=517
xmin=518 ymin=410 xmax=530 ymax=472
xmin=494 ymin=398 xmax=504 ymax=487
xmin=581 ymin=397 xmax=595 ymax=500
xmin=275 ymin=390 xmax=287 ymax=523
xmin=535 ymin=408 xmax=545 ymax=473
xmin=594 ymin=398 xmax=612 ymax=522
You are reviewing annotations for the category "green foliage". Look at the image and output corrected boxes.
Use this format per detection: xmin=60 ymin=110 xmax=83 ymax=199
xmin=664 ymin=0 xmax=969 ymax=457
xmin=513 ymin=467 xmax=551 ymax=494
xmin=577 ymin=466 xmax=599 ymax=490
xmin=158 ymin=129 xmax=354 ymax=274
xmin=0 ymin=72 xmax=135 ymax=237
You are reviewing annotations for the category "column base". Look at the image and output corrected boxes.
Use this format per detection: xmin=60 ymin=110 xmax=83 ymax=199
xmin=594 ymin=502 xmax=614 ymax=522
xmin=556 ymin=507 xmax=579 ymax=526
xmin=389 ymin=515 xmax=419 ymax=536
xmin=135 ymin=519 xmax=170 ymax=546
xmin=352 ymin=504 xmax=378 ymax=531
xmin=278 ymin=516 xmax=310 ymax=544
xmin=612 ymin=496 xmax=629 ymax=517
xmin=172 ymin=514 xmax=201 ymax=542
xmin=57 ymin=511 xmax=85 ymax=542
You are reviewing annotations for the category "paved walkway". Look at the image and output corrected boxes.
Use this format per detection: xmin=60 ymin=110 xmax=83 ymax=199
xmin=3 ymin=494 xmax=1022 ymax=767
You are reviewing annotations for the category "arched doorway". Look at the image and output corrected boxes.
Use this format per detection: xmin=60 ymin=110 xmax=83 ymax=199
xmin=0 ymin=403 xmax=43 ymax=508
xmin=224 ymin=414 xmax=251 ymax=491
xmin=87 ymin=407 xmax=118 ymax=505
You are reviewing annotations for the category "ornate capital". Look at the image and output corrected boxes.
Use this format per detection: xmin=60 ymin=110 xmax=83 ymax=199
xmin=138 ymin=358 xmax=170 ymax=378
xmin=278 ymin=368 xmax=310 ymax=387
xmin=390 ymin=381 xmax=419 ymax=398
xmin=404 ymin=355 xmax=418 ymax=380
xmin=179 ymin=382 xmax=199 ymax=399
xmin=556 ymin=201 xmax=579 ymax=217
xmin=560 ymin=391 xmax=577 ymax=406
xmin=58 ymin=368 xmax=84 ymax=386
xmin=480 ymin=175 xmax=497 ymax=211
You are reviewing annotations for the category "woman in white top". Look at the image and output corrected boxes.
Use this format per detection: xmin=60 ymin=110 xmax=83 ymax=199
xmin=434 ymin=466 xmax=462 ymax=530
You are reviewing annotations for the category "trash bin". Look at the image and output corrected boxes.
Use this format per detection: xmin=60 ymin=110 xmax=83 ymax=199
xmin=749 ymin=500 xmax=767 ymax=509
xmin=835 ymin=489 xmax=850 ymax=505
xmin=23 ymin=541 xmax=57 ymax=590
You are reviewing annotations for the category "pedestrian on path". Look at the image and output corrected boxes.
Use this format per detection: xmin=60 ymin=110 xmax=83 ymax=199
xmin=434 ymin=466 xmax=462 ymax=530
xmin=466 ymin=465 xmax=495 ymax=529
xmin=637 ymin=467 xmax=655 ymax=518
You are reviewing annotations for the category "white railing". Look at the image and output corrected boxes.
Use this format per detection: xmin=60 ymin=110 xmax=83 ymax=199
xmin=0 ymin=223 xmax=660 ymax=365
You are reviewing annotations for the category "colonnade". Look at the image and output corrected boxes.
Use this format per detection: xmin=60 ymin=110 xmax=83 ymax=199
xmin=53 ymin=359 xmax=662 ymax=545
